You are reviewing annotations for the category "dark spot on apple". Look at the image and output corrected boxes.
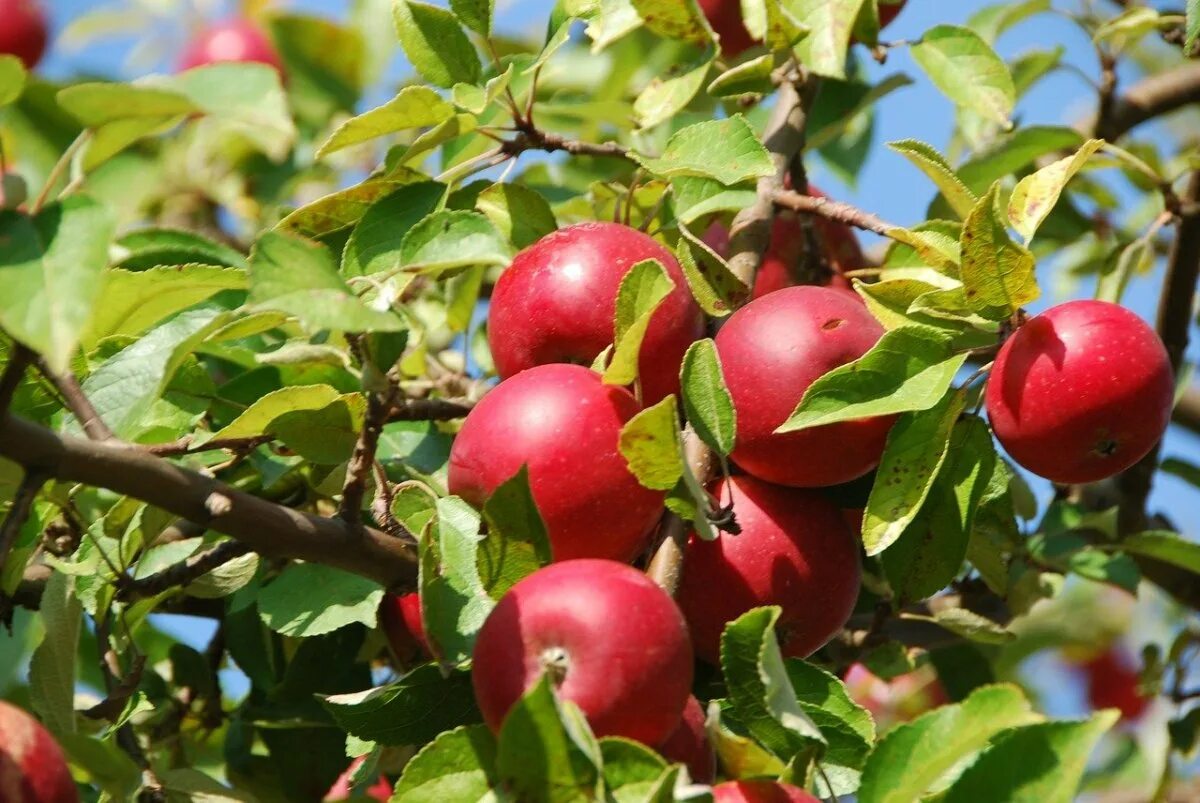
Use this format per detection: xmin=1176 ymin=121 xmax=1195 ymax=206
xmin=1094 ymin=438 xmax=1119 ymax=457
xmin=822 ymin=318 xmax=845 ymax=331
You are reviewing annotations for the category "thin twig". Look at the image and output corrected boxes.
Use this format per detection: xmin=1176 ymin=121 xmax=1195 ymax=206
xmin=388 ymin=396 xmax=476 ymax=421
xmin=772 ymin=189 xmax=896 ymax=237
xmin=144 ymin=435 xmax=273 ymax=458
xmin=35 ymin=357 xmax=113 ymax=441
xmin=116 ymin=540 xmax=252 ymax=601
xmin=0 ymin=344 xmax=34 ymax=418
xmin=29 ymin=130 xmax=91 ymax=214
xmin=341 ymin=382 xmax=401 ymax=526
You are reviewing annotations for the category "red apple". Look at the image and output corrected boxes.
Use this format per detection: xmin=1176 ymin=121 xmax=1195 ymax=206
xmin=698 ymin=0 xmax=756 ymax=57
xmin=0 ymin=701 xmax=78 ymax=803
xmin=487 ymin=222 xmax=704 ymax=405
xmin=448 ymin=364 xmax=664 ymax=562
xmin=984 ymin=300 xmax=1173 ymax=484
xmin=677 ymin=475 xmax=861 ymax=664
xmin=471 ymin=559 xmax=694 ymax=745
xmin=712 ymin=780 xmax=820 ymax=803
xmin=1080 ymin=648 xmax=1149 ymax=723
xmin=178 ymin=19 xmax=283 ymax=73
xmin=323 ymin=756 xmax=392 ymax=802
xmin=842 ymin=662 xmax=948 ymax=730
xmin=714 ymin=285 xmax=892 ymax=487
xmin=0 ymin=0 xmax=49 ymax=69
xmin=657 ymin=695 xmax=715 ymax=783
xmin=380 ymin=592 xmax=429 ymax=662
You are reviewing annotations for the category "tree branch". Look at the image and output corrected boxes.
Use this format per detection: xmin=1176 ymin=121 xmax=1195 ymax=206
xmin=144 ymin=435 xmax=273 ymax=458
xmin=388 ymin=396 xmax=476 ymax=421
xmin=35 ymin=357 xmax=114 ymax=441
xmin=1093 ymin=62 xmax=1200 ymax=140
xmin=772 ymin=188 xmax=897 ymax=236
xmin=502 ymin=124 xmax=630 ymax=161
xmin=645 ymin=428 xmax=716 ymax=595
xmin=0 ymin=469 xmax=49 ymax=627
xmin=0 ymin=414 xmax=418 ymax=588
xmin=116 ymin=540 xmax=252 ymax=602
xmin=1117 ymin=171 xmax=1200 ymax=535
xmin=341 ymin=384 xmax=400 ymax=525
xmin=0 ymin=344 xmax=33 ymax=417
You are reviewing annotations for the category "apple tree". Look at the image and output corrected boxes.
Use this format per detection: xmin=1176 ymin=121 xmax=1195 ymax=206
xmin=1 ymin=0 xmax=1200 ymax=800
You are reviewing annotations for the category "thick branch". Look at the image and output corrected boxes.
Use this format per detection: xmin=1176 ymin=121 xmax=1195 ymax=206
xmin=772 ymin=189 xmax=896 ymax=236
xmin=36 ymin=358 xmax=114 ymax=441
xmin=1116 ymin=172 xmax=1200 ymax=534
xmin=1093 ymin=62 xmax=1200 ymax=140
xmin=0 ymin=414 xmax=418 ymax=588
xmin=144 ymin=435 xmax=272 ymax=458
xmin=116 ymin=540 xmax=252 ymax=601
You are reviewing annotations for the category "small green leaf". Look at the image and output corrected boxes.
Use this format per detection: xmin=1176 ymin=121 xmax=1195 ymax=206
xmin=393 ymin=0 xmax=482 ymax=88
xmin=28 ymin=572 xmax=82 ymax=738
xmin=911 ymin=25 xmax=1015 ymax=125
xmin=857 ymin=684 xmax=1042 ymax=803
xmin=166 ymin=62 xmax=296 ymax=161
xmin=392 ymin=725 xmax=499 ymax=803
xmin=619 ymin=395 xmax=684 ymax=491
xmin=708 ymin=54 xmax=776 ymax=98
xmin=960 ymin=182 xmax=1038 ymax=319
xmin=1122 ymin=530 xmax=1200 ymax=575
xmin=0 ymin=55 xmax=27 ymax=107
xmin=604 ymin=258 xmax=674 ymax=386
xmin=476 ymin=183 xmax=558 ymax=250
xmin=270 ymin=393 xmax=365 ymax=464
xmin=630 ymin=0 xmax=714 ymax=44
xmin=496 ymin=677 xmax=604 ymax=802
xmin=672 ymin=176 xmax=758 ymax=225
xmin=779 ymin=326 xmax=968 ymax=432
xmin=400 ymin=210 xmax=511 ymax=275
xmin=907 ymin=608 xmax=1014 ymax=645
xmin=786 ymin=660 xmax=876 ymax=797
xmin=321 ymin=666 xmax=482 ymax=745
xmin=316 ymin=86 xmax=455 ymax=158
xmin=887 ymin=140 xmax=978 ymax=219
xmin=955 ymin=125 xmax=1084 ymax=195
xmin=942 ymin=712 xmax=1118 ymax=803
xmin=258 ymin=563 xmax=383 ymax=638
xmin=968 ymin=0 xmax=1051 ymax=44
xmin=635 ymin=54 xmax=715 ymax=129
xmin=342 ymin=181 xmax=445 ymax=279
xmin=479 ymin=466 xmax=552 ymax=596
xmin=0 ymin=197 xmax=116 ymax=373
xmin=680 ymin=339 xmax=736 ymax=457
xmin=450 ymin=0 xmax=493 ymax=36
xmin=420 ymin=496 xmax=495 ymax=664
xmin=1007 ymin=138 xmax=1103 ymax=243
xmin=792 ymin=0 xmax=867 ymax=79
xmin=634 ymin=116 xmax=774 ymax=186
xmin=249 ymin=230 xmax=407 ymax=331
xmin=722 ymin=607 xmax=825 ymax=762
xmin=863 ymin=389 xmax=967 ymax=556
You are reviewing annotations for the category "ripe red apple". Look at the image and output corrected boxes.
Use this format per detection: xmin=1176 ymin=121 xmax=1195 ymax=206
xmin=656 ymin=695 xmax=714 ymax=783
xmin=471 ymin=559 xmax=694 ymax=745
xmin=677 ymin=475 xmax=861 ymax=664
xmin=714 ymin=285 xmax=892 ymax=487
xmin=448 ymin=364 xmax=664 ymax=562
xmin=323 ymin=756 xmax=392 ymax=802
xmin=487 ymin=222 xmax=704 ymax=405
xmin=178 ymin=19 xmax=283 ymax=73
xmin=712 ymin=780 xmax=820 ymax=803
xmin=379 ymin=592 xmax=429 ymax=662
xmin=1080 ymin=648 xmax=1149 ymax=723
xmin=0 ymin=0 xmax=49 ymax=69
xmin=0 ymin=701 xmax=78 ymax=803
xmin=984 ymin=300 xmax=1173 ymax=484
xmin=702 ymin=186 xmax=867 ymax=301
xmin=698 ymin=0 xmax=756 ymax=57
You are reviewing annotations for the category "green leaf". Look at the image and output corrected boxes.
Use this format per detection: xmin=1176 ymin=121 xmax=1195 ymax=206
xmin=57 ymin=82 xmax=196 ymax=168
xmin=400 ymin=210 xmax=511 ymax=275
xmin=392 ymin=725 xmax=499 ymax=803
xmin=342 ymin=182 xmax=445 ymax=278
xmin=680 ymin=339 xmax=736 ymax=457
xmin=792 ymin=0 xmax=867 ymax=79
xmin=77 ymin=306 xmax=227 ymax=440
xmin=907 ymin=607 xmax=1014 ymax=645
xmin=911 ymin=25 xmax=1015 ymax=125
xmin=420 ymin=496 xmax=495 ymax=664
xmin=672 ymin=176 xmax=758 ymax=225
xmin=863 ymin=389 xmax=967 ymax=556
xmin=883 ymin=415 xmax=996 ymax=603
xmin=708 ymin=55 xmax=776 ymax=98
xmin=393 ymin=0 xmax=482 ymax=88
xmin=277 ymin=166 xmax=428 ymax=237
xmin=885 ymin=226 xmax=961 ymax=272
xmin=316 ymin=86 xmax=455 ymax=158
xmin=0 ymin=197 xmax=116 ymax=373
xmin=270 ymin=392 xmax=365 ymax=464
xmin=82 ymin=265 xmax=247 ymax=347
xmin=452 ymin=65 xmax=513 ymax=114
xmin=28 ymin=571 xmax=81 ymax=738
xmin=779 ymin=326 xmax=968 ymax=433
xmin=600 ymin=738 xmax=669 ymax=800
xmin=57 ymin=734 xmax=140 ymax=800
xmin=1122 ymin=530 xmax=1200 ymax=575
xmin=634 ymin=54 xmax=715 ymax=129
xmin=248 ymin=230 xmax=406 ymax=332
xmin=857 ymin=684 xmax=1042 ymax=803
xmin=674 ymin=223 xmax=750 ymax=316
xmin=1007 ymin=139 xmax=1103 ymax=243
xmin=258 ymin=563 xmax=383 ymax=638
xmin=634 ymin=116 xmax=774 ymax=186
xmin=321 ymin=666 xmax=482 ymax=745
xmin=942 ymin=712 xmax=1118 ymax=803
xmin=968 ymin=0 xmax=1051 ymax=43
xmin=0 ymin=55 xmax=27 ymax=107
xmin=114 ymin=227 xmax=246 ymax=270
xmin=476 ymin=183 xmax=558 ymax=250
xmin=955 ymin=125 xmax=1084 ymax=195
xmin=604 ymin=258 xmax=674 ymax=386
xmin=960 ymin=182 xmax=1038 ymax=319
xmin=271 ymin=14 xmax=365 ymax=120
xmin=1188 ymin=0 xmax=1199 ymax=51
xmin=496 ymin=677 xmax=603 ymax=803
xmin=166 ymin=62 xmax=296 ymax=161
xmin=207 ymin=385 xmax=344 ymax=441
xmin=619 ymin=394 xmax=684 ymax=491
xmin=186 ymin=550 xmax=260 ymax=599
xmin=1095 ymin=7 xmax=1163 ymax=51
xmin=887 ymin=140 xmax=978 ymax=219
xmin=630 ymin=0 xmax=714 ymax=44
xmin=722 ymin=607 xmax=825 ymax=762
xmin=786 ymin=660 xmax=876 ymax=796
xmin=479 ymin=466 xmax=552 ymax=597
xmin=451 ymin=0 xmax=493 ymax=36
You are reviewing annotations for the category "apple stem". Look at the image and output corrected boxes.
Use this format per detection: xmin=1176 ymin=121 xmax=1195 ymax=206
xmin=540 ymin=646 xmax=570 ymax=686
